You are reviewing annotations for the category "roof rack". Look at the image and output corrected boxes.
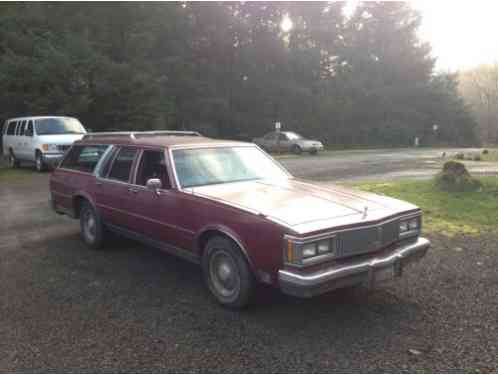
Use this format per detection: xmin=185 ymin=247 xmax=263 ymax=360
xmin=83 ymin=130 xmax=202 ymax=140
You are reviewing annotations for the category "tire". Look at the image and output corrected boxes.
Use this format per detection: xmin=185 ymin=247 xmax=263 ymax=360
xmin=291 ymin=144 xmax=302 ymax=155
xmin=8 ymin=151 xmax=20 ymax=168
xmin=309 ymin=149 xmax=318 ymax=155
xmin=80 ymin=201 xmax=105 ymax=250
xmin=35 ymin=151 xmax=46 ymax=172
xmin=202 ymin=236 xmax=254 ymax=309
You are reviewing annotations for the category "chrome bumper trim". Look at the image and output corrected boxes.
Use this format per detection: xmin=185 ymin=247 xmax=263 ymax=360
xmin=42 ymin=153 xmax=64 ymax=166
xmin=278 ymin=237 xmax=430 ymax=298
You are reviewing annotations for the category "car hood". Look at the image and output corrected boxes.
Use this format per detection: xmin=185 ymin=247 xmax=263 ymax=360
xmin=191 ymin=179 xmax=419 ymax=235
xmin=36 ymin=134 xmax=85 ymax=145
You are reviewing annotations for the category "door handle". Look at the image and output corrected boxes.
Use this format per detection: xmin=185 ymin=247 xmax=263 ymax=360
xmin=128 ymin=188 xmax=139 ymax=194
xmin=95 ymin=181 xmax=103 ymax=186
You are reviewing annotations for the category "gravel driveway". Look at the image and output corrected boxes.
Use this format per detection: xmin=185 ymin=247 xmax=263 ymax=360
xmin=1 ymin=169 xmax=497 ymax=372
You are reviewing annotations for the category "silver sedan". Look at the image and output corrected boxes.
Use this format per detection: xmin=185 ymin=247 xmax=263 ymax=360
xmin=253 ymin=131 xmax=324 ymax=155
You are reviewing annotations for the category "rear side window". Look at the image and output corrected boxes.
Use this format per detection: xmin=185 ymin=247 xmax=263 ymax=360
xmin=26 ymin=121 xmax=34 ymax=136
xmin=61 ymin=145 xmax=109 ymax=173
xmin=19 ymin=121 xmax=26 ymax=136
xmin=107 ymin=147 xmax=138 ymax=182
xmin=6 ymin=122 xmax=17 ymax=135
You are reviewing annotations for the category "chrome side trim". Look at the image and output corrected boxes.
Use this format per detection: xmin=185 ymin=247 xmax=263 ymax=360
xmin=96 ymin=202 xmax=195 ymax=235
xmin=105 ymin=223 xmax=199 ymax=264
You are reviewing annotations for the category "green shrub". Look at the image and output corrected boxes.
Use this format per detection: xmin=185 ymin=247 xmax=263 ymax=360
xmin=482 ymin=149 xmax=489 ymax=155
xmin=434 ymin=160 xmax=482 ymax=192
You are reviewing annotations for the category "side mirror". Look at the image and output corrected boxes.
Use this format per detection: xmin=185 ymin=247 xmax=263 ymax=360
xmin=146 ymin=178 xmax=162 ymax=194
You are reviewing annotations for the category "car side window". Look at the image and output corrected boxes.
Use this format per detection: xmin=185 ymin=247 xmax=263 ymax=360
xmin=135 ymin=149 xmax=171 ymax=189
xmin=16 ymin=121 xmax=24 ymax=136
xmin=25 ymin=121 xmax=34 ymax=136
xmin=61 ymin=145 xmax=109 ymax=173
xmin=19 ymin=121 xmax=26 ymax=136
xmin=278 ymin=133 xmax=288 ymax=141
xmin=264 ymin=132 xmax=277 ymax=140
xmin=107 ymin=147 xmax=138 ymax=183
xmin=6 ymin=122 xmax=16 ymax=135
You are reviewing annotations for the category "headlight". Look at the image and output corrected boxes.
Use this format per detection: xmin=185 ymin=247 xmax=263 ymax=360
xmin=399 ymin=216 xmax=421 ymax=237
xmin=285 ymin=236 xmax=335 ymax=266
xmin=399 ymin=221 xmax=408 ymax=232
xmin=41 ymin=144 xmax=59 ymax=152
xmin=408 ymin=218 xmax=419 ymax=230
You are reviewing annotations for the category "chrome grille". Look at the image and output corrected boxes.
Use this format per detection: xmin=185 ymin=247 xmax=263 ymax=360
xmin=57 ymin=145 xmax=71 ymax=152
xmin=336 ymin=219 xmax=399 ymax=258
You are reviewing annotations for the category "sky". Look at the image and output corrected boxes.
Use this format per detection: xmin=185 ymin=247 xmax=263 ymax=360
xmin=344 ymin=0 xmax=498 ymax=72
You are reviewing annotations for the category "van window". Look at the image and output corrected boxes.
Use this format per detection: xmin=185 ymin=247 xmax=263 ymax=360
xmin=19 ymin=121 xmax=27 ymax=136
xmin=7 ymin=122 xmax=17 ymax=135
xmin=108 ymin=147 xmax=138 ymax=182
xmin=16 ymin=121 xmax=25 ymax=135
xmin=26 ymin=121 xmax=34 ymax=136
xmin=60 ymin=145 xmax=109 ymax=173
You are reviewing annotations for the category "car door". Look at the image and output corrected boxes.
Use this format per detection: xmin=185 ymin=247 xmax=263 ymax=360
xmin=23 ymin=120 xmax=35 ymax=161
xmin=17 ymin=120 xmax=28 ymax=159
xmin=95 ymin=146 xmax=139 ymax=230
xmin=264 ymin=132 xmax=278 ymax=152
xmin=277 ymin=132 xmax=292 ymax=153
xmin=126 ymin=148 xmax=184 ymax=246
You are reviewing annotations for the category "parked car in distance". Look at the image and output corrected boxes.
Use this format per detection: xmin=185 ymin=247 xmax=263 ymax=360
xmin=49 ymin=131 xmax=430 ymax=308
xmin=2 ymin=116 xmax=87 ymax=171
xmin=253 ymin=131 xmax=324 ymax=155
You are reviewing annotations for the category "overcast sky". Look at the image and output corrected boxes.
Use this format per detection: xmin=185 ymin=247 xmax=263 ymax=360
xmin=344 ymin=0 xmax=498 ymax=72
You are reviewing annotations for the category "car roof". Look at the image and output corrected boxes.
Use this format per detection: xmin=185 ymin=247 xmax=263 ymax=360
xmin=6 ymin=116 xmax=77 ymax=122
xmin=76 ymin=134 xmax=252 ymax=149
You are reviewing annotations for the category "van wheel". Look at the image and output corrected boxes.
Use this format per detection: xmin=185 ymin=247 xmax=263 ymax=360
xmin=9 ymin=151 xmax=20 ymax=168
xmin=35 ymin=151 xmax=46 ymax=172
xmin=202 ymin=236 xmax=254 ymax=309
xmin=80 ymin=201 xmax=105 ymax=249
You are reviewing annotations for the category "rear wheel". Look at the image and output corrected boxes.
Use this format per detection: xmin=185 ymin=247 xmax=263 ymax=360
xmin=35 ymin=151 xmax=46 ymax=172
xmin=8 ymin=151 xmax=20 ymax=168
xmin=80 ymin=201 xmax=105 ymax=249
xmin=291 ymin=144 xmax=302 ymax=155
xmin=202 ymin=236 xmax=254 ymax=309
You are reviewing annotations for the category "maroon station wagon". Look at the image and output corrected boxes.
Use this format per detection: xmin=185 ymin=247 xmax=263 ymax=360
xmin=50 ymin=131 xmax=430 ymax=308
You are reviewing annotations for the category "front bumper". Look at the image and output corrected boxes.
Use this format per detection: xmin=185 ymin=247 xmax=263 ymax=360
xmin=279 ymin=237 xmax=430 ymax=298
xmin=42 ymin=153 xmax=64 ymax=168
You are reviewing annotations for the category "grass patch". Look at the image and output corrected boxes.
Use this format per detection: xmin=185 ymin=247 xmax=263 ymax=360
xmin=354 ymin=177 xmax=498 ymax=237
xmin=481 ymin=149 xmax=498 ymax=162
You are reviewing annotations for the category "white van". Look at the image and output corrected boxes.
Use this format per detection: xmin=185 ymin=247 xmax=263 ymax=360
xmin=2 ymin=116 xmax=87 ymax=171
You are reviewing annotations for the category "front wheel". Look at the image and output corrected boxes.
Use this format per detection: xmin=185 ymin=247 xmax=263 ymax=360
xmin=80 ymin=201 xmax=105 ymax=249
xmin=35 ymin=152 xmax=46 ymax=172
xmin=202 ymin=236 xmax=254 ymax=309
xmin=8 ymin=152 xmax=20 ymax=168
xmin=291 ymin=145 xmax=302 ymax=155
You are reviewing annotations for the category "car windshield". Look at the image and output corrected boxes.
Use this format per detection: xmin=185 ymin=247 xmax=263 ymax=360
xmin=173 ymin=146 xmax=290 ymax=188
xmin=286 ymin=132 xmax=303 ymax=140
xmin=35 ymin=118 xmax=86 ymax=135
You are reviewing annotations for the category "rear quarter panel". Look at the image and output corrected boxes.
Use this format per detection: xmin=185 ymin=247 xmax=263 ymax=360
xmin=50 ymin=169 xmax=96 ymax=215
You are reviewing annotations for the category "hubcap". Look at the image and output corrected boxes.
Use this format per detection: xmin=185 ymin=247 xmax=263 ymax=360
xmin=36 ymin=156 xmax=41 ymax=170
xmin=209 ymin=251 xmax=240 ymax=299
xmin=9 ymin=155 xmax=14 ymax=167
xmin=83 ymin=210 xmax=96 ymax=243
